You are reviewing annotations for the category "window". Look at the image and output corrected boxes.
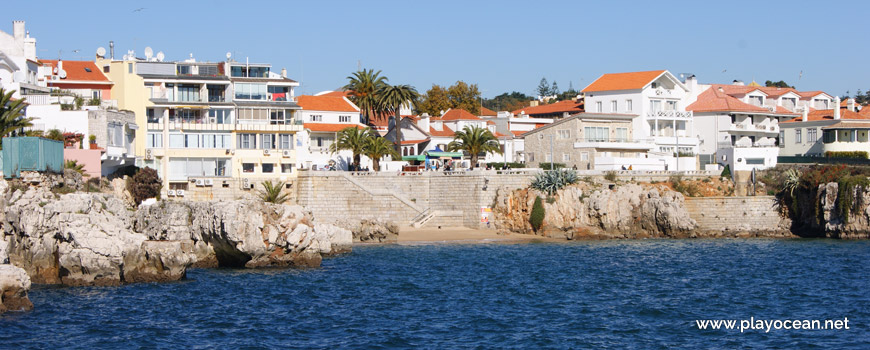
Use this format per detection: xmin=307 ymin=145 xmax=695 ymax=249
xmin=823 ymin=130 xmax=836 ymax=143
xmin=103 ymin=65 xmax=110 ymax=73
xmin=626 ymin=100 xmax=633 ymax=112
xmin=184 ymin=134 xmax=200 ymax=148
xmin=595 ymin=101 xmax=602 ymax=113
xmin=528 ymin=153 xmax=534 ymax=162
xmin=261 ymin=134 xmax=276 ymax=149
xmin=278 ymin=134 xmax=293 ymax=149
xmin=558 ymin=130 xmax=571 ymax=139
xmin=749 ymin=96 xmax=763 ymax=106
xmin=611 ymin=100 xmax=617 ymax=113
xmin=584 ymin=126 xmax=609 ymax=142
xmin=169 ymin=134 xmax=184 ymax=148
xmin=580 ymin=152 xmax=589 ymax=161
xmin=167 ymin=158 xmax=231 ymax=180
xmin=207 ymin=85 xmax=225 ymax=102
xmin=92 ymin=90 xmax=101 ymax=99
xmin=339 ymin=115 xmax=351 ymax=123
xmin=795 ymin=129 xmax=802 ymax=144
xmin=310 ymin=115 xmax=323 ymax=122
xmin=650 ymin=82 xmax=658 ymax=89
xmin=312 ymin=135 xmax=334 ymax=149
xmin=650 ymin=100 xmax=662 ymax=112
xmin=545 ymin=153 xmax=552 ymax=162
xmin=281 ymin=164 xmax=293 ymax=173
xmin=814 ymin=98 xmax=829 ymax=110
xmin=146 ymin=133 xmax=162 ymax=148
xmin=128 ymin=63 xmax=133 ymax=73
xmin=562 ymin=153 xmax=570 ymax=161
xmin=746 ymin=158 xmax=765 ymax=165
xmin=209 ymin=109 xmax=231 ymax=124
xmin=666 ymin=101 xmax=677 ymax=111
xmin=807 ymin=128 xmax=818 ymax=143
xmin=262 ymin=163 xmax=275 ymax=173
xmin=238 ymin=133 xmax=257 ymax=149
xmin=782 ymin=97 xmax=796 ymax=110
xmin=234 ymin=83 xmax=267 ymax=100
xmin=242 ymin=163 xmax=255 ymax=173
xmin=615 ymin=127 xmax=628 ymax=141
xmin=778 ymin=130 xmax=785 ymax=148
xmin=107 ymin=123 xmax=124 ymax=147
xmin=237 ymin=108 xmax=269 ymax=123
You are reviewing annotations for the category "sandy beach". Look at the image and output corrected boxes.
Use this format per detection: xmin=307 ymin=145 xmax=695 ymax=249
xmin=396 ymin=227 xmax=556 ymax=244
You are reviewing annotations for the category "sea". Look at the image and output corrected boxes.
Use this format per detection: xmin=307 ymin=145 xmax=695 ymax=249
xmin=2 ymin=239 xmax=868 ymax=349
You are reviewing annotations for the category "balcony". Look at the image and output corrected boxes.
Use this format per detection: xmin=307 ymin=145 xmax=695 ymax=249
xmin=729 ymin=123 xmax=778 ymax=134
xmin=574 ymin=137 xmax=656 ymax=150
xmin=718 ymin=140 xmax=779 ymax=148
xmin=646 ymin=110 xmax=693 ymax=119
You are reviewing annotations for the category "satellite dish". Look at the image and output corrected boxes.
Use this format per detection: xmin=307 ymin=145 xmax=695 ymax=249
xmin=59 ymin=69 xmax=67 ymax=79
xmin=156 ymin=51 xmax=164 ymax=62
xmin=12 ymin=71 xmax=24 ymax=82
xmin=226 ymin=52 xmax=231 ymax=59
xmin=144 ymin=47 xmax=153 ymax=59
xmin=96 ymin=47 xmax=106 ymax=57
xmin=53 ymin=67 xmax=58 ymax=74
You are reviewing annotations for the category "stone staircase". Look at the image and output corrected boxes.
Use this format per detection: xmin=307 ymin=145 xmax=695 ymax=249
xmin=410 ymin=209 xmax=436 ymax=228
xmin=340 ymin=173 xmax=433 ymax=227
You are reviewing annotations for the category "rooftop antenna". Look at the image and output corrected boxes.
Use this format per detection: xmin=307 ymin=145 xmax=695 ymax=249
xmin=226 ymin=52 xmax=231 ymax=61
xmin=109 ymin=41 xmax=114 ymax=59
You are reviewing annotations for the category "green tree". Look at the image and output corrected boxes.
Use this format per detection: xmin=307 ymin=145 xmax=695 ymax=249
xmin=447 ymin=125 xmax=502 ymax=168
xmin=417 ymin=84 xmax=451 ymax=116
xmin=363 ymin=136 xmax=400 ymax=171
xmin=550 ymin=81 xmax=559 ymax=97
xmin=64 ymin=159 xmax=87 ymax=177
xmin=482 ymin=91 xmax=534 ymax=112
xmin=446 ymin=81 xmax=481 ymax=115
xmin=537 ymin=77 xmax=550 ymax=97
xmin=529 ymin=196 xmax=545 ymax=232
xmin=258 ymin=180 xmax=290 ymax=204
xmin=329 ymin=126 xmax=373 ymax=171
xmin=344 ymin=69 xmax=389 ymax=125
xmin=46 ymin=129 xmax=64 ymax=141
xmin=0 ymin=88 xmax=32 ymax=138
xmin=126 ymin=167 xmax=161 ymax=205
xmin=376 ymin=84 xmax=419 ymax=152
xmin=764 ymin=80 xmax=794 ymax=89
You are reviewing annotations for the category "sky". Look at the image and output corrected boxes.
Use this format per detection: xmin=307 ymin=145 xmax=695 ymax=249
xmin=5 ymin=0 xmax=869 ymax=99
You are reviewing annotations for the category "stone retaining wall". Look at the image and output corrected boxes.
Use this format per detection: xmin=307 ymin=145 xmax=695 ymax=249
xmin=684 ymin=196 xmax=790 ymax=234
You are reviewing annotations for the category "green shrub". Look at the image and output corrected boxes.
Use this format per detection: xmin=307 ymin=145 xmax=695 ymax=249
xmin=498 ymin=162 xmax=527 ymax=169
xmin=126 ymin=167 xmax=161 ymax=205
xmin=531 ymin=169 xmax=578 ymax=195
xmin=825 ymin=151 xmax=868 ymax=159
xmin=64 ymin=160 xmax=86 ymax=176
xmin=539 ymin=163 xmax=566 ymax=170
xmin=258 ymin=180 xmax=290 ymax=204
xmin=720 ymin=164 xmax=731 ymax=178
xmin=604 ymin=171 xmax=617 ymax=182
xmin=836 ymin=175 xmax=870 ymax=223
xmin=529 ymin=196 xmax=545 ymax=231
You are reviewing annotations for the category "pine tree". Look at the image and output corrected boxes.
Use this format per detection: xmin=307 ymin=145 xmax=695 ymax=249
xmin=551 ymin=81 xmax=559 ymax=96
xmin=537 ymin=77 xmax=549 ymax=97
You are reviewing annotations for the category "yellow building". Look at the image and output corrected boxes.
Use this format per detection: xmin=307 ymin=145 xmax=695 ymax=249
xmin=97 ymin=54 xmax=301 ymax=200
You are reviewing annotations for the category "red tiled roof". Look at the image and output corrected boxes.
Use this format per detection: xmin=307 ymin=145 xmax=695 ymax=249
xmin=510 ymin=130 xmax=528 ymax=136
xmin=317 ymin=90 xmax=351 ymax=97
xmin=581 ymin=70 xmax=666 ymax=92
xmin=304 ymin=123 xmax=366 ymax=132
xmin=485 ymin=120 xmax=495 ymax=125
xmin=687 ymin=87 xmax=771 ymax=114
xmin=401 ymin=139 xmax=428 ymax=145
xmin=775 ymin=106 xmax=797 ymax=115
xmin=796 ymin=91 xmax=828 ymax=100
xmin=40 ymin=60 xmax=111 ymax=83
xmin=441 ymin=108 xmax=480 ymax=120
xmin=511 ymin=100 xmax=584 ymax=116
xmin=494 ymin=132 xmax=507 ymax=137
xmin=429 ymin=126 xmax=455 ymax=137
xmin=480 ymin=106 xmax=497 ymax=116
xmin=783 ymin=109 xmax=869 ymax=123
xmin=859 ymin=106 xmax=870 ymax=117
xmin=757 ymin=86 xmax=799 ymax=98
xmin=297 ymin=95 xmax=359 ymax=112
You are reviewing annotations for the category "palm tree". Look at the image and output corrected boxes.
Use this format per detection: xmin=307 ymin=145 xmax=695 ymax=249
xmin=363 ymin=136 xmax=400 ymax=171
xmin=376 ymin=84 xmax=419 ymax=152
xmin=344 ymin=69 xmax=388 ymax=125
xmin=0 ymin=88 xmax=32 ymax=138
xmin=258 ymin=180 xmax=290 ymax=204
xmin=64 ymin=159 xmax=88 ymax=177
xmin=329 ymin=126 xmax=373 ymax=170
xmin=46 ymin=129 xmax=64 ymax=141
xmin=447 ymin=125 xmax=502 ymax=169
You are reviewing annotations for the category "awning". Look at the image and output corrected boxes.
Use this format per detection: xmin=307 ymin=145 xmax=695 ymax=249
xmin=424 ymin=151 xmax=463 ymax=159
xmin=402 ymin=155 xmax=426 ymax=161
xmin=126 ymin=123 xmax=139 ymax=130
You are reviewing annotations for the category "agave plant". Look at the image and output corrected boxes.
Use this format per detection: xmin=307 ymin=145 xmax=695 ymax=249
xmin=781 ymin=168 xmax=800 ymax=197
xmin=258 ymin=180 xmax=290 ymax=204
xmin=531 ymin=169 xmax=578 ymax=195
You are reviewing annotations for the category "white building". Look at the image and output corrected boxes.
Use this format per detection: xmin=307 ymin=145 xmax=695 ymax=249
xmin=779 ymin=99 xmax=870 ymax=157
xmin=296 ymin=93 xmax=369 ymax=170
xmin=581 ymin=70 xmax=698 ymax=170
xmin=0 ymin=21 xmax=45 ymax=98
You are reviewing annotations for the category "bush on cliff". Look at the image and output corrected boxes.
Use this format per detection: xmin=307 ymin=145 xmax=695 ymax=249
xmin=529 ymin=196 xmax=545 ymax=232
xmin=126 ymin=168 xmax=161 ymax=205
xmin=531 ymin=169 xmax=578 ymax=195
xmin=720 ymin=164 xmax=731 ymax=179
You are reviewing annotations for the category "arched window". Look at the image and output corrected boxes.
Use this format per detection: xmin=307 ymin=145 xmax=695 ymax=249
xmin=410 ymin=147 xmax=415 ymax=155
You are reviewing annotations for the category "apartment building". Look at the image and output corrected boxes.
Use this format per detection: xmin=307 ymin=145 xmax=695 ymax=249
xmin=581 ymin=70 xmax=698 ymax=170
xmin=99 ymin=52 xmax=301 ymax=199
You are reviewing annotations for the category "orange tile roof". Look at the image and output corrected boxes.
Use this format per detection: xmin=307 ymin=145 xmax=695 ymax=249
xmin=40 ymin=60 xmax=111 ymax=83
xmin=757 ymin=86 xmax=799 ymax=98
xmin=297 ymin=95 xmax=359 ymax=112
xmin=401 ymin=139 xmax=428 ymax=145
xmin=511 ymin=100 xmax=584 ymax=116
xmin=581 ymin=70 xmax=666 ymax=92
xmin=821 ymin=121 xmax=870 ymax=130
xmin=782 ymin=109 xmax=869 ymax=123
xmin=428 ymin=125 xmax=456 ymax=137
xmin=775 ymin=106 xmax=797 ymax=115
xmin=859 ymin=107 xmax=870 ymax=117
xmin=485 ymin=120 xmax=495 ymax=125
xmin=686 ymin=87 xmax=771 ymax=114
xmin=493 ymin=132 xmax=507 ymax=137
xmin=304 ymin=123 xmax=366 ymax=132
xmin=480 ymin=106 xmax=497 ymax=116
xmin=318 ymin=90 xmax=351 ymax=97
xmin=510 ymin=130 xmax=528 ymax=136
xmin=796 ymin=91 xmax=828 ymax=100
xmin=440 ymin=108 xmax=480 ymax=120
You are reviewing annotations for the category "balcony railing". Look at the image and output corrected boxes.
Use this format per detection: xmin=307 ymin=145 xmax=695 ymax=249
xmin=646 ymin=110 xmax=693 ymax=119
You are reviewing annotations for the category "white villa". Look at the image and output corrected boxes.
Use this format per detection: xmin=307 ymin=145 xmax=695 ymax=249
xmin=296 ymin=93 xmax=369 ymax=170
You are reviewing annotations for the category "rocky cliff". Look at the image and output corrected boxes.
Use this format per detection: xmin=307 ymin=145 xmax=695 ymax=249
xmin=0 ymin=264 xmax=32 ymax=314
xmin=134 ymin=200 xmax=352 ymax=268
xmin=493 ymin=183 xmax=697 ymax=239
xmin=817 ymin=182 xmax=870 ymax=239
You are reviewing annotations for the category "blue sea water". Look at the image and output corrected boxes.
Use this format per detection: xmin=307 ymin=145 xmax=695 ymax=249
xmin=2 ymin=239 xmax=869 ymax=349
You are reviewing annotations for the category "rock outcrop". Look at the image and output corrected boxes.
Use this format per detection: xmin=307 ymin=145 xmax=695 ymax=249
xmin=0 ymin=264 xmax=32 ymax=314
xmin=818 ymin=182 xmax=870 ymax=239
xmin=134 ymin=200 xmax=352 ymax=268
xmin=336 ymin=219 xmax=400 ymax=243
xmin=493 ymin=183 xmax=696 ymax=239
xmin=1 ymin=188 xmax=194 ymax=286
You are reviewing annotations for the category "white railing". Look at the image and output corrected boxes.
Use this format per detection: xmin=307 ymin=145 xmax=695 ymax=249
xmin=647 ymin=110 xmax=693 ymax=119
xmin=20 ymin=94 xmax=53 ymax=105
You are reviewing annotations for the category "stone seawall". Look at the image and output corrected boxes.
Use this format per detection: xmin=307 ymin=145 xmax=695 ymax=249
xmin=296 ymin=171 xmax=535 ymax=228
xmin=684 ymin=196 xmax=792 ymax=236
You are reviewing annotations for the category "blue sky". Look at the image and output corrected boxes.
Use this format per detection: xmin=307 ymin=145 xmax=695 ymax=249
xmin=5 ymin=0 xmax=869 ymax=98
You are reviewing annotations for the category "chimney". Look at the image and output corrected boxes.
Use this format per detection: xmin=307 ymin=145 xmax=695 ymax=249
xmin=281 ymin=68 xmax=287 ymax=78
xmin=417 ymin=112 xmax=430 ymax=132
xmin=802 ymin=106 xmax=808 ymax=122
xmin=685 ymin=75 xmax=698 ymax=93
xmin=732 ymin=80 xmax=745 ymax=86
xmin=530 ymin=100 xmax=539 ymax=107
xmin=848 ymin=98 xmax=856 ymax=112
xmin=109 ymin=41 xmax=115 ymax=59
xmin=12 ymin=21 xmax=25 ymax=42
xmin=834 ymin=97 xmax=841 ymax=120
